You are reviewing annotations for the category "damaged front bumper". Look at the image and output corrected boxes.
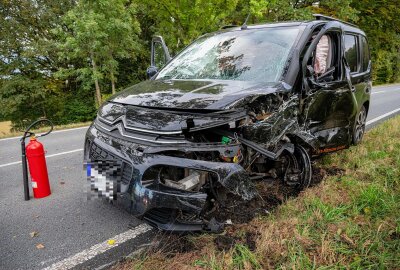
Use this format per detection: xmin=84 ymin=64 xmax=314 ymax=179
xmin=84 ymin=124 xmax=257 ymax=232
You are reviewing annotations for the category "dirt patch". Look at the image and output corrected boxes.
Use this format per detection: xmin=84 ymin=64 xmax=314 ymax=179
xmin=311 ymin=166 xmax=327 ymax=185
xmin=311 ymin=164 xmax=345 ymax=185
xmin=155 ymin=234 xmax=195 ymax=256
xmin=244 ymin=231 xmax=257 ymax=251
xmin=153 ymin=162 xmax=342 ymax=256
xmin=211 ymin=179 xmax=300 ymax=224
xmin=325 ymin=165 xmax=346 ymax=176
xmin=214 ymin=235 xmax=237 ymax=251
xmin=180 ymin=163 xmax=337 ymax=227
xmin=214 ymin=228 xmax=258 ymax=252
xmin=389 ymin=231 xmax=400 ymax=240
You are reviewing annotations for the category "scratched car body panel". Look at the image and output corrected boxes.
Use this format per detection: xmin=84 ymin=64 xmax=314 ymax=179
xmin=84 ymin=16 xmax=371 ymax=232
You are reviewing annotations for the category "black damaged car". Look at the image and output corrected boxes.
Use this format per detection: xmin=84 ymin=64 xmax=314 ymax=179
xmin=84 ymin=15 xmax=371 ymax=232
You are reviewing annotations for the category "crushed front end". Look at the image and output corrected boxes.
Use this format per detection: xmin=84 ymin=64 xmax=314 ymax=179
xmin=84 ymin=93 xmax=313 ymax=232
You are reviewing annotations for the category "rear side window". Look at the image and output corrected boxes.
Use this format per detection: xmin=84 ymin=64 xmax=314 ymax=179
xmin=344 ymin=34 xmax=358 ymax=73
xmin=361 ymin=36 xmax=370 ymax=71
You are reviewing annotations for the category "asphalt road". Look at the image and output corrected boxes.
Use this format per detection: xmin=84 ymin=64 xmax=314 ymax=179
xmin=1 ymin=83 xmax=400 ymax=270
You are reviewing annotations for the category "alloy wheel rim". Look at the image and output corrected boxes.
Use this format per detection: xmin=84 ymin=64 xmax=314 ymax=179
xmin=355 ymin=109 xmax=366 ymax=142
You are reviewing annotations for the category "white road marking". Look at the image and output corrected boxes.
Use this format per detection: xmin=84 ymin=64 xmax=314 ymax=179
xmin=372 ymin=88 xmax=400 ymax=95
xmin=0 ymin=148 xmax=83 ymax=168
xmin=366 ymin=107 xmax=400 ymax=126
xmin=372 ymin=83 xmax=400 ymax=90
xmin=372 ymin=90 xmax=388 ymax=95
xmin=0 ymin=126 xmax=89 ymax=142
xmin=41 ymin=224 xmax=152 ymax=270
xmin=0 ymin=160 xmax=21 ymax=168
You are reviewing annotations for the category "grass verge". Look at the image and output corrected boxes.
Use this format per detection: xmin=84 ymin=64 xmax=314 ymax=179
xmin=0 ymin=121 xmax=90 ymax=139
xmin=115 ymin=116 xmax=400 ymax=270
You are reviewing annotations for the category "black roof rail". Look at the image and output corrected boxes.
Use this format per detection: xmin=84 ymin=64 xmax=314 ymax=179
xmin=221 ymin=25 xmax=238 ymax=29
xmin=313 ymin=14 xmax=357 ymax=28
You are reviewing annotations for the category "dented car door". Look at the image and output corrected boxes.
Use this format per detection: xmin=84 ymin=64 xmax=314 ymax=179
xmin=301 ymin=23 xmax=356 ymax=151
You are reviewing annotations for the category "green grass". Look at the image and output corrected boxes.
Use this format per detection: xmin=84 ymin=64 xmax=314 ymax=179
xmin=116 ymin=115 xmax=400 ymax=270
xmin=232 ymin=244 xmax=261 ymax=270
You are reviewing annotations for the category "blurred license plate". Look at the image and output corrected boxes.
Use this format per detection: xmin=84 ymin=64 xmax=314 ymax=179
xmin=85 ymin=161 xmax=121 ymax=200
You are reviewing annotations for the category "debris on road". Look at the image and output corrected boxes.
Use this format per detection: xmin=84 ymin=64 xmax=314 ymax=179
xmin=30 ymin=231 xmax=39 ymax=238
xmin=108 ymin=239 xmax=116 ymax=245
xmin=36 ymin=243 xmax=45 ymax=249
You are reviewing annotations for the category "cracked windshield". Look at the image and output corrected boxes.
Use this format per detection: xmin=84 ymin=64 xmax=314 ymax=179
xmin=157 ymin=27 xmax=300 ymax=82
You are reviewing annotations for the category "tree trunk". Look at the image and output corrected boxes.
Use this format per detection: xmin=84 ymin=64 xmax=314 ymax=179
xmin=94 ymin=76 xmax=101 ymax=106
xmin=110 ymin=70 xmax=116 ymax=95
xmin=90 ymin=53 xmax=102 ymax=106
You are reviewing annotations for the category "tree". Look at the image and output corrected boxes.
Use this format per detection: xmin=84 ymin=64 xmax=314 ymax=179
xmin=0 ymin=0 xmax=76 ymax=128
xmin=140 ymin=0 xmax=346 ymax=53
xmin=350 ymin=0 xmax=400 ymax=83
xmin=140 ymin=0 xmax=242 ymax=53
xmin=57 ymin=0 xmax=141 ymax=106
xmin=1 ymin=0 xmax=399 ymax=129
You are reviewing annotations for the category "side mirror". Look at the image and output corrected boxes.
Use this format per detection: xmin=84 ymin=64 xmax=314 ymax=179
xmin=146 ymin=66 xmax=158 ymax=79
xmin=151 ymin=36 xmax=171 ymax=69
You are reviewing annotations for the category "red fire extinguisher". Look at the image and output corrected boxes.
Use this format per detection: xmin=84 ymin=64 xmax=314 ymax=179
xmin=21 ymin=119 xmax=53 ymax=200
xmin=26 ymin=137 xmax=51 ymax=198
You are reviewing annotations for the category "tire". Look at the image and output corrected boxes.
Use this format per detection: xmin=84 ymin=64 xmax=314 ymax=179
xmin=282 ymin=145 xmax=312 ymax=189
xmin=352 ymin=106 xmax=367 ymax=145
xmin=293 ymin=145 xmax=313 ymax=189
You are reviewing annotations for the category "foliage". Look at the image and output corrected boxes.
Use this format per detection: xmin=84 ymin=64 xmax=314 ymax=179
xmin=0 ymin=0 xmax=399 ymax=128
xmin=0 ymin=0 xmax=99 ymax=128
xmin=56 ymin=0 xmax=141 ymax=105
xmin=351 ymin=0 xmax=400 ymax=83
xmin=140 ymin=0 xmax=242 ymax=53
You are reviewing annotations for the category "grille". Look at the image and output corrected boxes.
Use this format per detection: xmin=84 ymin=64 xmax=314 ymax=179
xmin=89 ymin=143 xmax=133 ymax=185
xmin=95 ymin=118 xmax=187 ymax=146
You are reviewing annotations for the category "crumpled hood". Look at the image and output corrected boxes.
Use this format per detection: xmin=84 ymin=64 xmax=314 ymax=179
xmin=110 ymin=79 xmax=285 ymax=110
xmin=97 ymin=101 xmax=249 ymax=132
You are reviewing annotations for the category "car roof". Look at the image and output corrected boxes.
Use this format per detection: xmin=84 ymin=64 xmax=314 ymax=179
xmin=220 ymin=19 xmax=366 ymax=36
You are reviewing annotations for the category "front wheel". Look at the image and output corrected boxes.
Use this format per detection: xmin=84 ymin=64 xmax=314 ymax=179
xmin=352 ymin=106 xmax=367 ymax=145
xmin=280 ymin=145 xmax=312 ymax=190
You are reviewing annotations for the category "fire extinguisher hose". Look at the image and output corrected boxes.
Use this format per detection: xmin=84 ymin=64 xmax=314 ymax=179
xmin=21 ymin=119 xmax=54 ymax=141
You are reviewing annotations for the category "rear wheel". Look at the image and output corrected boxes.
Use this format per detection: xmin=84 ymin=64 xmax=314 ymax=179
xmin=352 ymin=106 xmax=367 ymax=145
